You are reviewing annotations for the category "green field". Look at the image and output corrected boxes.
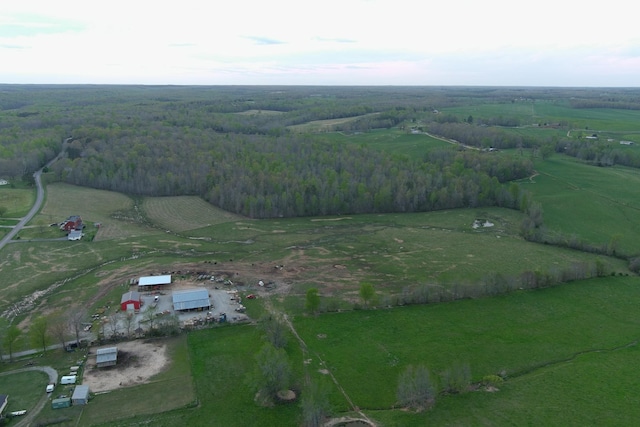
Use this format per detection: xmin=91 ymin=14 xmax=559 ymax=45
xmin=523 ymin=155 xmax=640 ymax=256
xmin=3 ymin=88 xmax=640 ymax=426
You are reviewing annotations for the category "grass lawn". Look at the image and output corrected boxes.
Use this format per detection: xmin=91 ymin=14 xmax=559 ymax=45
xmin=0 ymin=185 xmax=35 ymax=217
xmin=522 ymin=155 xmax=640 ymax=256
xmin=95 ymin=325 xmax=303 ymax=427
xmin=292 ymin=276 xmax=640 ymax=425
xmin=0 ymin=370 xmax=49 ymax=413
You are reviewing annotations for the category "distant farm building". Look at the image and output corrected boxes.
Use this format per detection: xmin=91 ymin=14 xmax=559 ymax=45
xmin=138 ymin=275 xmax=172 ymax=290
xmin=67 ymin=230 xmax=83 ymax=241
xmin=620 ymin=140 xmax=634 ymax=145
xmin=96 ymin=346 xmax=118 ymax=368
xmin=60 ymin=215 xmax=83 ymax=232
xmin=0 ymin=179 xmax=8 ymax=186
xmin=52 ymin=397 xmax=71 ymax=409
xmin=172 ymin=288 xmax=211 ymax=312
xmin=72 ymin=385 xmax=90 ymax=405
xmin=120 ymin=291 xmax=141 ymax=311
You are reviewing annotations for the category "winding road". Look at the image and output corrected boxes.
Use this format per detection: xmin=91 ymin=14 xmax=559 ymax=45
xmin=0 ymin=138 xmax=70 ymax=252
xmin=0 ymin=366 xmax=58 ymax=427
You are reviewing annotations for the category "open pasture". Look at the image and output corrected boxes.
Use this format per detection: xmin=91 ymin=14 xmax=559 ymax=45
xmin=142 ymin=195 xmax=244 ymax=232
xmin=319 ymin=128 xmax=453 ymax=157
xmin=0 ymin=185 xmax=34 ymax=217
xmin=292 ymin=276 xmax=640 ymax=424
xmin=522 ymin=156 xmax=640 ymax=256
xmin=34 ymin=182 xmax=156 ymax=241
xmin=288 ymin=113 xmax=380 ymax=133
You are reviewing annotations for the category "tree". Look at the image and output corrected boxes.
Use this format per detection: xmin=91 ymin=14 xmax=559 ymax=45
xmin=305 ymin=288 xmax=320 ymax=315
xmin=3 ymin=325 xmax=21 ymax=362
xmin=259 ymin=315 xmax=288 ymax=349
xmin=123 ymin=313 xmax=135 ymax=338
xmin=253 ymin=343 xmax=292 ymax=403
xmin=50 ymin=320 xmax=69 ymax=352
xmin=301 ymin=380 xmax=331 ymax=427
xmin=30 ymin=316 xmax=50 ymax=354
xmin=143 ymin=305 xmax=158 ymax=332
xmin=397 ymin=365 xmax=436 ymax=411
xmin=359 ymin=282 xmax=376 ymax=308
xmin=107 ymin=313 xmax=121 ymax=339
xmin=440 ymin=362 xmax=472 ymax=394
xmin=68 ymin=309 xmax=86 ymax=346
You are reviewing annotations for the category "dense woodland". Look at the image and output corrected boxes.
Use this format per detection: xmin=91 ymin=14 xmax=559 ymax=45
xmin=2 ymin=85 xmax=640 ymax=218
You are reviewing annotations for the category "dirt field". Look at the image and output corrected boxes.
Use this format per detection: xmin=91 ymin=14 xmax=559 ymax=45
xmin=82 ymin=340 xmax=168 ymax=392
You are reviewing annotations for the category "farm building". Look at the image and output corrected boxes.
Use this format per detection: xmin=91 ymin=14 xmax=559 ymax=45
xmin=0 ymin=394 xmax=7 ymax=415
xmin=52 ymin=397 xmax=71 ymax=409
xmin=72 ymin=385 xmax=90 ymax=405
xmin=172 ymin=288 xmax=211 ymax=312
xmin=96 ymin=346 xmax=118 ymax=368
xmin=67 ymin=229 xmax=83 ymax=241
xmin=60 ymin=215 xmax=83 ymax=232
xmin=138 ymin=275 xmax=172 ymax=290
xmin=120 ymin=291 xmax=142 ymax=311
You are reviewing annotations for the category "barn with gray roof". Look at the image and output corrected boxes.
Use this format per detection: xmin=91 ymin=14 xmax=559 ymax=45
xmin=172 ymin=288 xmax=211 ymax=312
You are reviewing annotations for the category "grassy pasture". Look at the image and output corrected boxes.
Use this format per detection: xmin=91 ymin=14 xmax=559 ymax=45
xmin=73 ymin=335 xmax=195 ymax=426
xmin=32 ymin=183 xmax=156 ymax=241
xmin=142 ymin=196 xmax=243 ymax=232
xmin=0 ymin=370 xmax=48 ymax=414
xmin=0 ymin=185 xmax=35 ymax=217
xmin=235 ymin=109 xmax=284 ymax=115
xmin=292 ymin=276 xmax=640 ymax=424
xmin=318 ymin=128 xmax=452 ymax=157
xmin=288 ymin=113 xmax=380 ymax=133
xmin=522 ymin=156 xmax=640 ymax=256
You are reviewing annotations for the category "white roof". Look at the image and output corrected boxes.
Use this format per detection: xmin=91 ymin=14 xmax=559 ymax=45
xmin=139 ymin=275 xmax=172 ymax=286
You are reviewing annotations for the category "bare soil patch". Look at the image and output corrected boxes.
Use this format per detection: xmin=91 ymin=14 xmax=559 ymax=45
xmin=82 ymin=340 xmax=168 ymax=392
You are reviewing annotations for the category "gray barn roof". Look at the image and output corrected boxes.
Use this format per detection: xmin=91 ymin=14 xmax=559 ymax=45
xmin=121 ymin=291 xmax=140 ymax=304
xmin=96 ymin=347 xmax=118 ymax=364
xmin=72 ymin=385 xmax=90 ymax=400
xmin=172 ymin=288 xmax=211 ymax=311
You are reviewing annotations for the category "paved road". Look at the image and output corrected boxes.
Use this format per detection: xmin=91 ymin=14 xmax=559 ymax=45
xmin=0 ymin=138 xmax=70 ymax=252
xmin=0 ymin=366 xmax=58 ymax=427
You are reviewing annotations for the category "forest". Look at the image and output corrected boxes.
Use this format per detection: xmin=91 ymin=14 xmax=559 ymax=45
xmin=2 ymin=85 xmax=640 ymax=218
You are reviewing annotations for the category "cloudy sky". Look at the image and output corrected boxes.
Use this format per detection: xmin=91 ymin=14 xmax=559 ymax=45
xmin=1 ymin=0 xmax=639 ymax=86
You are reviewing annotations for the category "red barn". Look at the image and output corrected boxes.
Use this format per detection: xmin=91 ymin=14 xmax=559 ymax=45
xmin=60 ymin=215 xmax=83 ymax=232
xmin=120 ymin=291 xmax=141 ymax=311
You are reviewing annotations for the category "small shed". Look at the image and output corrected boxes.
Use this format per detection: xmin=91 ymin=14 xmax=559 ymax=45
xmin=138 ymin=275 xmax=172 ymax=290
xmin=0 ymin=394 xmax=7 ymax=415
xmin=96 ymin=346 xmax=118 ymax=368
xmin=120 ymin=291 xmax=141 ymax=311
xmin=52 ymin=397 xmax=71 ymax=409
xmin=72 ymin=385 xmax=90 ymax=405
xmin=172 ymin=288 xmax=211 ymax=312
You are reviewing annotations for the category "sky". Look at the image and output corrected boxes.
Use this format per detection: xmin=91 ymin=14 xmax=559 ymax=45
xmin=1 ymin=0 xmax=639 ymax=86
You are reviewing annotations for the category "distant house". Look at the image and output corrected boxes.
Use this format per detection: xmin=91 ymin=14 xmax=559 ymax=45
xmin=60 ymin=215 xmax=83 ymax=232
xmin=620 ymin=140 xmax=634 ymax=145
xmin=67 ymin=230 xmax=83 ymax=241
xmin=96 ymin=346 xmax=118 ymax=368
xmin=0 ymin=394 xmax=7 ymax=415
xmin=172 ymin=288 xmax=211 ymax=312
xmin=71 ymin=385 xmax=90 ymax=405
xmin=138 ymin=275 xmax=172 ymax=291
xmin=120 ymin=291 xmax=141 ymax=311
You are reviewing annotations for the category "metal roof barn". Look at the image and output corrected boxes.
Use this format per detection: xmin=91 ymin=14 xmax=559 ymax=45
xmin=138 ymin=275 xmax=172 ymax=287
xmin=96 ymin=346 xmax=118 ymax=367
xmin=172 ymin=288 xmax=211 ymax=311
xmin=72 ymin=385 xmax=90 ymax=405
